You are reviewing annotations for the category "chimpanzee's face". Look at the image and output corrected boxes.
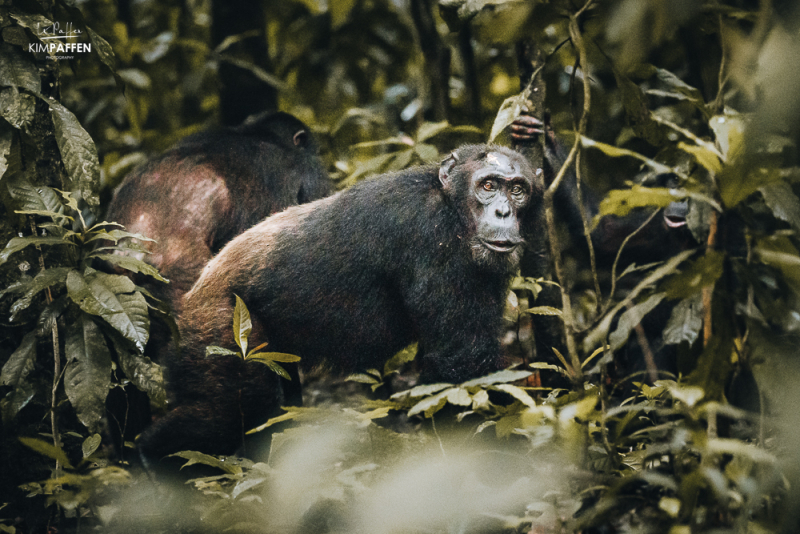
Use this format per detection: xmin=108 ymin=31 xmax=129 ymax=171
xmin=468 ymin=151 xmax=534 ymax=257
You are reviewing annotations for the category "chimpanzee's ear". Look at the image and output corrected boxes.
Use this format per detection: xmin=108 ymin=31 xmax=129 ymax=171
xmin=438 ymin=152 xmax=458 ymax=190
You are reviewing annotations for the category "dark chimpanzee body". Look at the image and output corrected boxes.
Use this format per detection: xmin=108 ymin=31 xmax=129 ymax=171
xmin=138 ymin=144 xmax=543 ymax=461
xmin=105 ymin=111 xmax=332 ymax=314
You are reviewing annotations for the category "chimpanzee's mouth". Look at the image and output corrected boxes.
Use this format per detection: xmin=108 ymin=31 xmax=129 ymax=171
xmin=664 ymin=215 xmax=687 ymax=228
xmin=483 ymin=240 xmax=519 ymax=253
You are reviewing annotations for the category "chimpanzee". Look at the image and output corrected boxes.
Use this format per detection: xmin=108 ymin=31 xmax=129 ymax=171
xmin=137 ymin=144 xmax=543 ymax=461
xmin=103 ymin=112 xmax=331 ymax=457
xmin=105 ymin=111 xmax=332 ymax=314
xmin=510 ymin=111 xmax=699 ymax=382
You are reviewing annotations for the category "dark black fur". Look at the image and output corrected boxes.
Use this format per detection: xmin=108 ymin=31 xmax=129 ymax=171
xmin=138 ymin=144 xmax=543 ymax=461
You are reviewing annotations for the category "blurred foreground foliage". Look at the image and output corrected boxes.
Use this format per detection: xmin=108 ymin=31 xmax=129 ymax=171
xmin=1 ymin=0 xmax=800 ymax=533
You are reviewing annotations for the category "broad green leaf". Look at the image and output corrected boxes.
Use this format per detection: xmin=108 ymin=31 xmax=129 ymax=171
xmin=445 ymin=387 xmax=472 ymax=406
xmin=0 ymin=331 xmax=37 ymax=387
xmin=8 ymin=267 xmax=71 ymax=320
xmin=489 ymin=92 xmax=524 ymax=142
xmin=262 ymin=360 xmax=290 ymax=380
xmin=582 ymin=137 xmax=673 ymax=175
xmin=416 ymin=121 xmax=450 ymax=142
xmin=64 ymin=315 xmax=112 ymax=432
xmin=608 ymin=293 xmax=665 ymax=352
xmin=390 ymin=382 xmax=451 ymax=400
xmin=82 ymin=434 xmax=102 ymax=458
xmin=232 ymin=295 xmax=251 ymax=355
xmin=0 ymin=43 xmax=41 ymax=93
xmin=612 ymin=67 xmax=665 ymax=146
xmin=387 ymin=149 xmax=414 ymax=171
xmin=18 ymin=437 xmax=73 ymax=469
xmin=206 ymin=345 xmax=238 ymax=357
xmin=246 ymin=352 xmax=300 ymax=363
xmin=0 ymin=236 xmax=75 ymax=265
xmin=717 ymin=166 xmax=780 ymax=209
xmin=86 ymin=27 xmax=117 ymax=76
xmin=413 ymin=143 xmax=438 ymax=164
xmin=346 ymin=373 xmax=381 ymax=385
xmin=0 ymin=88 xmax=36 ymax=129
xmin=43 ymin=98 xmax=101 ymax=208
xmin=384 ymin=342 xmax=417 ymax=376
xmin=330 ymin=0 xmax=358 ymax=28
xmin=86 ymin=229 xmax=156 ymax=243
xmin=598 ymin=185 xmax=721 ymax=218
xmin=661 ymin=250 xmax=724 ymax=301
xmin=584 ymin=249 xmax=694 ymax=352
xmin=170 ymin=451 xmax=243 ymax=475
xmin=652 ymin=67 xmax=707 ymax=117
xmin=663 ymin=293 xmax=704 ymax=345
xmin=493 ymin=384 xmax=535 ymax=408
xmin=8 ymin=11 xmax=54 ymax=33
xmin=6 ymin=175 xmax=64 ymax=214
xmin=408 ymin=388 xmax=450 ymax=418
xmin=709 ymin=114 xmax=745 ymax=161
xmin=760 ymin=181 xmax=800 ymax=232
xmin=246 ymin=410 xmax=302 ymax=434
xmin=14 ymin=209 xmax=72 ymax=222
xmin=66 ymin=270 xmax=149 ymax=352
xmin=461 ymin=369 xmax=532 ymax=388
xmin=678 ymin=142 xmax=723 ymax=174
xmin=116 ymin=348 xmax=166 ymax=410
xmin=91 ymin=253 xmax=167 ymax=282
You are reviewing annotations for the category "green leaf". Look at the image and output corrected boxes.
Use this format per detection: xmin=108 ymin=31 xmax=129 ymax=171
xmin=0 ymin=43 xmax=41 ymax=93
xmin=461 ymin=369 xmax=532 ymax=388
xmin=64 ymin=315 xmax=112 ymax=432
xmin=14 ymin=209 xmax=72 ymax=222
xmin=246 ymin=352 xmax=300 ymax=363
xmin=91 ymin=253 xmax=168 ymax=283
xmin=492 ymin=384 xmax=535 ymax=408
xmin=232 ymin=295 xmax=251 ymax=356
xmin=582 ymin=137 xmax=673 ymax=174
xmin=330 ymin=0 xmax=358 ymax=28
xmin=598 ymin=185 xmax=721 ymax=218
xmin=706 ymin=438 xmax=776 ymax=464
xmin=18 ymin=437 xmax=73 ymax=469
xmin=8 ymin=267 xmax=71 ymax=320
xmin=384 ymin=343 xmax=417 ymax=376
xmin=661 ymin=250 xmax=724 ymax=301
xmin=709 ymin=114 xmax=745 ymax=161
xmin=678 ymin=142 xmax=723 ymax=175
xmin=206 ymin=345 xmax=239 ymax=357
xmin=522 ymin=305 xmax=562 ymax=316
xmin=416 ymin=121 xmax=450 ymax=142
xmin=346 ymin=373 xmax=381 ymax=385
xmin=760 ymin=181 xmax=800 ymax=232
xmin=6 ymin=175 xmax=64 ymax=215
xmin=390 ymin=382 xmax=452 ymax=400
xmin=86 ymin=229 xmax=156 ymax=243
xmin=489 ymin=92 xmax=524 ymax=143
xmin=82 ymin=434 xmax=102 ymax=458
xmin=42 ymin=98 xmax=101 ymax=208
xmin=170 ymin=451 xmax=243 ymax=475
xmin=0 ymin=88 xmax=36 ymax=129
xmin=0 ymin=331 xmax=37 ymax=388
xmin=116 ymin=347 xmax=166 ymax=411
xmin=612 ymin=67 xmax=665 ymax=146
xmin=413 ymin=143 xmax=438 ymax=164
xmin=407 ymin=388 xmax=451 ymax=418
xmin=0 ymin=236 xmax=75 ymax=265
xmin=584 ymin=249 xmax=694 ymax=352
xmin=663 ymin=293 xmax=704 ymax=345
xmin=66 ymin=270 xmax=149 ymax=352
xmin=608 ymin=293 xmax=665 ymax=352
xmin=85 ymin=27 xmax=117 ymax=76
xmin=261 ymin=360 xmax=290 ymax=380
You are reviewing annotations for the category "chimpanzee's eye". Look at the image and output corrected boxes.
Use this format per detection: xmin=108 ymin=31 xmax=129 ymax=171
xmin=482 ymin=180 xmax=494 ymax=191
xmin=511 ymin=184 xmax=524 ymax=195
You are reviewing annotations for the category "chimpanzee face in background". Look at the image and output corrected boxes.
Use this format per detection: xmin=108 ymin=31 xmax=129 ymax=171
xmin=440 ymin=148 xmax=539 ymax=273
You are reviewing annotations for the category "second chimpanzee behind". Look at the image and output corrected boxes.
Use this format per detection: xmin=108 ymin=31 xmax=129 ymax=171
xmin=138 ymin=145 xmax=543 ymax=461
xmin=105 ymin=111 xmax=332 ymax=313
